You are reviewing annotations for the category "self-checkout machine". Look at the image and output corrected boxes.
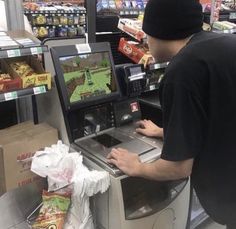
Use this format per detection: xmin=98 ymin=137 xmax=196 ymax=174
xmin=50 ymin=42 xmax=190 ymax=229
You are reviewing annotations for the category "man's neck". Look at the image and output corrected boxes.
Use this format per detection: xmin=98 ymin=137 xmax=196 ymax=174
xmin=169 ymin=35 xmax=194 ymax=58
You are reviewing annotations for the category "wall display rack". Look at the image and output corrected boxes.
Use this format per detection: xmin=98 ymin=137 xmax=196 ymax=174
xmin=23 ymin=3 xmax=87 ymax=40
xmin=0 ymin=30 xmax=51 ymax=102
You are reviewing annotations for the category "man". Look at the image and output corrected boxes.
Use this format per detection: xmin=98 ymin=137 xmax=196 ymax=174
xmin=107 ymin=0 xmax=236 ymax=228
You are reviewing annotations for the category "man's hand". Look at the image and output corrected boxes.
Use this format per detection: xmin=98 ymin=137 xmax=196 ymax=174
xmin=107 ymin=148 xmax=142 ymax=176
xmin=136 ymin=119 xmax=163 ymax=138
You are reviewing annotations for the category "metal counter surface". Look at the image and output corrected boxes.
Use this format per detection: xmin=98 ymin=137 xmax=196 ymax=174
xmin=0 ymin=181 xmax=45 ymax=229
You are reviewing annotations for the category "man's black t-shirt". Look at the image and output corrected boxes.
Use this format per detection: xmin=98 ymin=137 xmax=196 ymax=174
xmin=159 ymin=31 xmax=236 ymax=225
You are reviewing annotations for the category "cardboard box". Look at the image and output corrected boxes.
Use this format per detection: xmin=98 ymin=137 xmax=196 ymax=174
xmin=0 ymin=122 xmax=58 ymax=195
xmin=118 ymin=18 xmax=146 ymax=41
xmin=5 ymin=56 xmax=52 ymax=89
xmin=0 ymin=60 xmax=22 ymax=92
xmin=118 ymin=38 xmax=154 ymax=67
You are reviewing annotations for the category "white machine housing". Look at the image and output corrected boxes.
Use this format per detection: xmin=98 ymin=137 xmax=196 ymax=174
xmin=81 ymin=155 xmax=190 ymax=229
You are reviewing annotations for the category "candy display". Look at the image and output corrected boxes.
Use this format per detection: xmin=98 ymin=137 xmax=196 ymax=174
xmin=46 ymin=16 xmax=53 ymax=25
xmin=32 ymin=191 xmax=71 ymax=229
xmin=32 ymin=27 xmax=39 ymax=37
xmin=0 ymin=74 xmax=11 ymax=82
xmin=0 ymin=76 xmax=22 ymax=93
xmin=58 ymin=26 xmax=68 ymax=37
xmin=48 ymin=27 xmax=56 ymax=38
xmin=35 ymin=15 xmax=47 ymax=25
xmin=59 ymin=15 xmax=68 ymax=26
xmin=73 ymin=15 xmax=79 ymax=25
xmin=38 ymin=27 xmax=49 ymax=38
xmin=10 ymin=61 xmax=35 ymax=78
xmin=67 ymin=27 xmax=77 ymax=37
xmin=97 ymin=0 xmax=147 ymax=15
xmin=24 ymin=2 xmax=87 ymax=40
xmin=5 ymin=56 xmax=52 ymax=89
xmin=0 ymin=60 xmax=22 ymax=93
xmin=53 ymin=16 xmax=60 ymax=26
xmin=68 ymin=15 xmax=74 ymax=26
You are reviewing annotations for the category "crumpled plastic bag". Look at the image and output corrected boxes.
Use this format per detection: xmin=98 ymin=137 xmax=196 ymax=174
xmin=65 ymin=165 xmax=110 ymax=229
xmin=31 ymin=141 xmax=81 ymax=191
xmin=31 ymin=141 xmax=110 ymax=229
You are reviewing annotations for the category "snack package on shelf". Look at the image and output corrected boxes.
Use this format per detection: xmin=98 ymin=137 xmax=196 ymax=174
xmin=118 ymin=38 xmax=154 ymax=67
xmin=38 ymin=26 xmax=49 ymax=38
xmin=118 ymin=18 xmax=146 ymax=41
xmin=59 ymin=15 xmax=68 ymax=26
xmin=32 ymin=191 xmax=71 ymax=229
xmin=0 ymin=61 xmax=22 ymax=93
xmin=213 ymin=20 xmax=236 ymax=30
xmin=35 ymin=15 xmax=47 ymax=26
xmin=5 ymin=56 xmax=52 ymax=89
xmin=68 ymin=27 xmax=77 ymax=37
xmin=23 ymin=2 xmax=40 ymax=11
xmin=48 ymin=27 xmax=56 ymax=38
xmin=57 ymin=26 xmax=68 ymax=37
xmin=68 ymin=15 xmax=74 ymax=26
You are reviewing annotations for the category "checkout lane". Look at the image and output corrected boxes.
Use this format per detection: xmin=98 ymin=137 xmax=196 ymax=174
xmin=50 ymin=42 xmax=190 ymax=229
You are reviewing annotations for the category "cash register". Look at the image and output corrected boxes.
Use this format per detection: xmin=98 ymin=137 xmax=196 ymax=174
xmin=51 ymin=42 xmax=190 ymax=229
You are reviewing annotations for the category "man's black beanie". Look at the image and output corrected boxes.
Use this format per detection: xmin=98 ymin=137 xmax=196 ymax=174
xmin=142 ymin=0 xmax=203 ymax=40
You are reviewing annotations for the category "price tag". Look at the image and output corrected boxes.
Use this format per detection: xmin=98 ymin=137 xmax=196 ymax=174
xmin=76 ymin=43 xmax=91 ymax=54
xmin=7 ymin=49 xmax=21 ymax=58
xmin=30 ymin=47 xmax=43 ymax=55
xmin=33 ymin=86 xmax=46 ymax=95
xmin=149 ymin=85 xmax=156 ymax=91
xmin=4 ymin=91 xmax=18 ymax=101
xmin=229 ymin=12 xmax=236 ymax=20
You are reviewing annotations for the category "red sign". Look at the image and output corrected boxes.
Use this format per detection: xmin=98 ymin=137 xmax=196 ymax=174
xmin=130 ymin=102 xmax=139 ymax=112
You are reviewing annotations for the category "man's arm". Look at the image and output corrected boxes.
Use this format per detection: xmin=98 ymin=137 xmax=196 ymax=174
xmin=138 ymin=158 xmax=193 ymax=180
xmin=107 ymin=148 xmax=193 ymax=180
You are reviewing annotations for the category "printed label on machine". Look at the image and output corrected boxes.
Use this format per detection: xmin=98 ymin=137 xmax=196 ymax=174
xmin=75 ymin=44 xmax=91 ymax=54
xmin=130 ymin=102 xmax=139 ymax=112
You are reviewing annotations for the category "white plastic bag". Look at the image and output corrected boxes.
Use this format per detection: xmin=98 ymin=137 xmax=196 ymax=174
xmin=31 ymin=141 xmax=110 ymax=229
xmin=64 ymin=168 xmax=110 ymax=229
xmin=31 ymin=141 xmax=81 ymax=191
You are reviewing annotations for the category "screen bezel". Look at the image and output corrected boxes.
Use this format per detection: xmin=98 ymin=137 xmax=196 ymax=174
xmin=51 ymin=42 xmax=120 ymax=111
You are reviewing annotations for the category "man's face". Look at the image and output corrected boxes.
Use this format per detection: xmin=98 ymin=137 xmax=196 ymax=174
xmin=147 ymin=35 xmax=171 ymax=63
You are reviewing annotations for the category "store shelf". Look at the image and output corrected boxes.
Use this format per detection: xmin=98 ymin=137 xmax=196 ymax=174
xmin=0 ymin=85 xmax=48 ymax=103
xmin=24 ymin=9 xmax=86 ymax=15
xmin=0 ymin=30 xmax=49 ymax=58
xmin=0 ymin=46 xmax=48 ymax=59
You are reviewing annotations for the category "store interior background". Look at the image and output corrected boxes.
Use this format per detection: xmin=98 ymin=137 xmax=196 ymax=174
xmin=0 ymin=0 xmax=234 ymax=228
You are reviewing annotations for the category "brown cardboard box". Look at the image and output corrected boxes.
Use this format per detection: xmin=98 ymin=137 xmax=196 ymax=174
xmin=0 ymin=120 xmax=34 ymax=140
xmin=0 ymin=122 xmax=58 ymax=195
xmin=118 ymin=38 xmax=154 ymax=68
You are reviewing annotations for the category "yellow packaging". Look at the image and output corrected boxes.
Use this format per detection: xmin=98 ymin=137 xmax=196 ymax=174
xmin=5 ymin=56 xmax=52 ymax=89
